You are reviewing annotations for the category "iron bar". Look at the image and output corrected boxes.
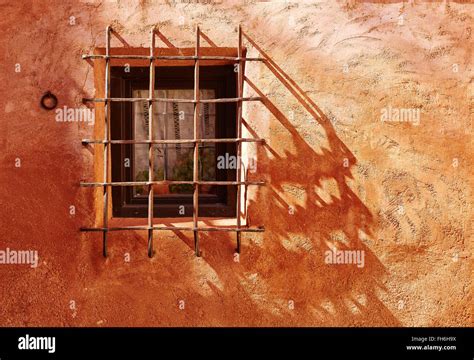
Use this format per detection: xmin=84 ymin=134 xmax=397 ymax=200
xmin=102 ymin=26 xmax=111 ymax=258
xmin=81 ymin=138 xmax=265 ymax=145
xmin=147 ymin=28 xmax=156 ymax=258
xmin=80 ymin=180 xmax=265 ymax=187
xmin=81 ymin=226 xmax=265 ymax=233
xmin=83 ymin=96 xmax=261 ymax=103
xmin=193 ymin=26 xmax=201 ymax=257
xmin=236 ymin=25 xmax=244 ymax=254
xmin=82 ymin=54 xmax=265 ymax=62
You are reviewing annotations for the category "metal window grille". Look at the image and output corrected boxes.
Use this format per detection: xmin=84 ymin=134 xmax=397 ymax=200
xmin=81 ymin=25 xmax=266 ymax=258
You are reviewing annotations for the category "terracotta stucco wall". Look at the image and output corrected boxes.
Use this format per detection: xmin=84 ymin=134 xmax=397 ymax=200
xmin=0 ymin=0 xmax=471 ymax=326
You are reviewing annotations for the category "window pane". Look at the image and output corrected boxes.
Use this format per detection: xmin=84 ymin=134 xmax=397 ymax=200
xmin=132 ymin=89 xmax=217 ymax=196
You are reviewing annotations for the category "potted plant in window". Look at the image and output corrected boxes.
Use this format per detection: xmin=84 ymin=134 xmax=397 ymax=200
xmin=135 ymin=168 xmax=169 ymax=195
xmin=153 ymin=167 xmax=169 ymax=195
xmin=170 ymin=152 xmax=194 ymax=194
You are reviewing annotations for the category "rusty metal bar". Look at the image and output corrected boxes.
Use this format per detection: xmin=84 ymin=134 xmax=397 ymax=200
xmin=193 ymin=26 xmax=201 ymax=257
xmin=83 ymin=54 xmax=265 ymax=62
xmin=102 ymin=26 xmax=112 ymax=258
xmin=236 ymin=25 xmax=244 ymax=254
xmin=81 ymin=226 xmax=265 ymax=232
xmin=82 ymin=138 xmax=265 ymax=145
xmin=83 ymin=96 xmax=261 ymax=103
xmin=80 ymin=180 xmax=265 ymax=187
xmin=147 ymin=28 xmax=156 ymax=258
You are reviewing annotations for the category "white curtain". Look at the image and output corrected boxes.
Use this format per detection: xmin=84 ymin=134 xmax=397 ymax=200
xmin=132 ymin=89 xmax=216 ymax=192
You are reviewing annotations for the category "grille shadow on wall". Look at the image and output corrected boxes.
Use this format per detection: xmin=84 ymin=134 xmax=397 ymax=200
xmin=189 ymin=31 xmax=398 ymax=325
xmin=80 ymin=25 xmax=266 ymax=258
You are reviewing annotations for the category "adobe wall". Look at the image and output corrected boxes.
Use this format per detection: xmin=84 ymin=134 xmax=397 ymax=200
xmin=0 ymin=0 xmax=471 ymax=326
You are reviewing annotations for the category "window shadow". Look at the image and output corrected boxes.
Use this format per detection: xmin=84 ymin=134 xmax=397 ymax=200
xmin=185 ymin=32 xmax=401 ymax=326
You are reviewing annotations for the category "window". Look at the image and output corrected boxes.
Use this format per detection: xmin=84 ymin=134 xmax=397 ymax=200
xmin=81 ymin=26 xmax=266 ymax=258
xmin=110 ymin=66 xmax=237 ymax=217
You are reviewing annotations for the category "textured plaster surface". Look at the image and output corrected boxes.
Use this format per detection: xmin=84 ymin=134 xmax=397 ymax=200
xmin=0 ymin=0 xmax=472 ymax=326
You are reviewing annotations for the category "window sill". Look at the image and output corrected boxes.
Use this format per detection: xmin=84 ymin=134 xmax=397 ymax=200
xmin=109 ymin=216 xmax=246 ymax=228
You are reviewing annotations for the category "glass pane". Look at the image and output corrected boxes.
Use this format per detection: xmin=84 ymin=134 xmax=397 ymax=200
xmin=132 ymin=89 xmax=217 ymax=196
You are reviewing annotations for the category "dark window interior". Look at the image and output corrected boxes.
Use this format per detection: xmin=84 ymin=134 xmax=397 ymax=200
xmin=110 ymin=66 xmax=237 ymax=217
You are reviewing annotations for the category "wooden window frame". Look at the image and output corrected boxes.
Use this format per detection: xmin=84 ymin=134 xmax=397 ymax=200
xmin=110 ymin=65 xmax=237 ymax=218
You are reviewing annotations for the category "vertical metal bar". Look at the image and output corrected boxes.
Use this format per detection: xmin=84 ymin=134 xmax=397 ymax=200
xmin=193 ymin=26 xmax=201 ymax=257
xmin=164 ymin=115 xmax=168 ymax=181
xmin=102 ymin=26 xmax=111 ymax=258
xmin=236 ymin=25 xmax=244 ymax=253
xmin=147 ymin=27 xmax=156 ymax=257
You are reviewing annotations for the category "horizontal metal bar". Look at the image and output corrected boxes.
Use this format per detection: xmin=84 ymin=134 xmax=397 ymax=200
xmin=80 ymin=180 xmax=266 ymax=187
xmin=83 ymin=96 xmax=261 ymax=103
xmin=201 ymin=56 xmax=263 ymax=61
xmin=83 ymin=97 xmax=191 ymax=103
xmin=80 ymin=225 xmax=265 ymax=232
xmin=197 ymin=226 xmax=264 ymax=233
xmin=82 ymin=54 xmax=265 ymax=62
xmin=81 ymin=138 xmax=265 ymax=145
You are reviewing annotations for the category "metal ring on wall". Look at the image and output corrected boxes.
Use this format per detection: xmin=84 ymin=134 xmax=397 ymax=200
xmin=40 ymin=91 xmax=58 ymax=110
